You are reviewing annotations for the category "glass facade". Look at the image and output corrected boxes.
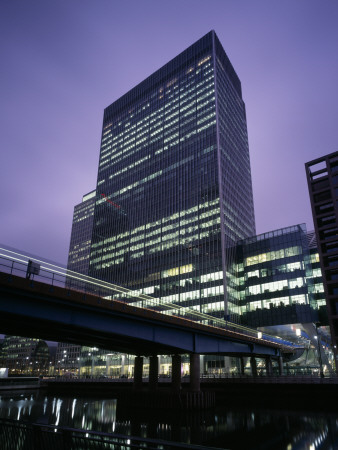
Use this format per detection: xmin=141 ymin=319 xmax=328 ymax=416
xmin=89 ymin=31 xmax=255 ymax=321
xmin=307 ymin=231 xmax=327 ymax=324
xmin=67 ymin=190 xmax=96 ymax=274
xmin=0 ymin=336 xmax=50 ymax=375
xmin=55 ymin=342 xmax=82 ymax=374
xmin=237 ymin=224 xmax=319 ymax=327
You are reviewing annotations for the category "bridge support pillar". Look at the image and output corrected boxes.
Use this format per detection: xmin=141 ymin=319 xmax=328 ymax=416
xmin=121 ymin=354 xmax=128 ymax=377
xmin=250 ymin=356 xmax=258 ymax=377
xmin=149 ymin=355 xmax=158 ymax=390
xmin=265 ymin=356 xmax=273 ymax=376
xmin=171 ymin=354 xmax=181 ymax=391
xmin=134 ymin=356 xmax=143 ymax=389
xmin=239 ymin=356 xmax=246 ymax=376
xmin=190 ymin=353 xmax=200 ymax=392
xmin=278 ymin=356 xmax=284 ymax=376
xmin=105 ymin=354 xmax=110 ymax=377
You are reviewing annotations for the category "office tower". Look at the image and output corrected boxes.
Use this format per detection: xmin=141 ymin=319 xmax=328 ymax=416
xmin=89 ymin=31 xmax=255 ymax=321
xmin=67 ymin=190 xmax=96 ymax=274
xmin=63 ymin=190 xmax=96 ymax=372
xmin=0 ymin=336 xmax=50 ymax=375
xmin=306 ymin=151 xmax=338 ymax=358
xmin=55 ymin=342 xmax=82 ymax=375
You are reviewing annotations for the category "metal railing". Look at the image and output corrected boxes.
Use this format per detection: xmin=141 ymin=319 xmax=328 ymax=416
xmin=200 ymin=373 xmax=338 ymax=382
xmin=0 ymin=418 xmax=226 ymax=450
xmin=0 ymin=244 xmax=300 ymax=351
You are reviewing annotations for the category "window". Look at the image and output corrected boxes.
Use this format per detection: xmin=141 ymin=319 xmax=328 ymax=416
xmin=331 ymin=163 xmax=338 ymax=173
xmin=323 ymin=240 xmax=338 ymax=253
xmin=320 ymin=227 xmax=338 ymax=241
xmin=325 ymin=255 xmax=338 ymax=267
xmin=314 ymin=191 xmax=332 ymax=203
xmin=316 ymin=202 xmax=334 ymax=214
xmin=312 ymin=179 xmax=330 ymax=191
xmin=318 ymin=214 xmax=336 ymax=228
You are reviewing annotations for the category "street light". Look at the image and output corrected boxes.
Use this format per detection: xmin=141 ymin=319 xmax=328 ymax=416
xmin=90 ymin=348 xmax=98 ymax=378
xmin=315 ymin=322 xmax=324 ymax=378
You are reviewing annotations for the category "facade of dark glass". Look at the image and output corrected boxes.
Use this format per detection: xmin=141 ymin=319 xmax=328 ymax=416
xmin=306 ymin=151 xmax=338 ymax=358
xmin=67 ymin=190 xmax=96 ymax=274
xmin=88 ymin=31 xmax=255 ymax=321
xmin=0 ymin=336 xmax=50 ymax=375
xmin=55 ymin=342 xmax=82 ymax=375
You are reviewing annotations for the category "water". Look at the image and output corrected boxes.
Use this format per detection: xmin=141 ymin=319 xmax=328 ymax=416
xmin=0 ymin=389 xmax=337 ymax=449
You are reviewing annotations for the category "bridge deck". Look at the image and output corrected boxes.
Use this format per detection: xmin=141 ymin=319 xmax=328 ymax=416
xmin=0 ymin=272 xmax=293 ymax=356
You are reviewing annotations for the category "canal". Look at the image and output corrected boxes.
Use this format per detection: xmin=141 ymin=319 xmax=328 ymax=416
xmin=0 ymin=389 xmax=337 ymax=449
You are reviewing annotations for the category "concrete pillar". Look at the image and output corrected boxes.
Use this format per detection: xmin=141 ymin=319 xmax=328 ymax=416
xmin=121 ymin=354 xmax=126 ymax=377
xmin=133 ymin=356 xmax=143 ymax=389
xmin=171 ymin=354 xmax=181 ymax=391
xmin=106 ymin=354 xmax=110 ymax=377
xmin=250 ymin=356 xmax=258 ymax=377
xmin=278 ymin=356 xmax=284 ymax=376
xmin=190 ymin=353 xmax=200 ymax=391
xmin=149 ymin=355 xmax=158 ymax=390
xmin=224 ymin=356 xmax=231 ymax=375
xmin=265 ymin=357 xmax=273 ymax=376
xmin=239 ymin=356 xmax=245 ymax=376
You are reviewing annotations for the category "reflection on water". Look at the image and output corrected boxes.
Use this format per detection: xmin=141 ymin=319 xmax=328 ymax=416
xmin=0 ymin=392 xmax=117 ymax=434
xmin=0 ymin=390 xmax=337 ymax=449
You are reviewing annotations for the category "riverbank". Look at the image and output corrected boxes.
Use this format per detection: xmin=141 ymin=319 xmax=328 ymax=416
xmin=0 ymin=377 xmax=40 ymax=391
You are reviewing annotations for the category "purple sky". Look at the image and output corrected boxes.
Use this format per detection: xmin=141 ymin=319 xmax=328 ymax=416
xmin=1 ymin=1 xmax=338 ymax=266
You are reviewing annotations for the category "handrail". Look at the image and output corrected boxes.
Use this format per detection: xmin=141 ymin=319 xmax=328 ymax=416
xmin=0 ymin=418 xmax=226 ymax=450
xmin=0 ymin=244 xmax=300 ymax=351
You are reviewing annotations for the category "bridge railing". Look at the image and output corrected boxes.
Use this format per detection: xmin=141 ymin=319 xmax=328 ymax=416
xmin=0 ymin=245 xmax=299 ymax=351
xmin=0 ymin=418 xmax=225 ymax=450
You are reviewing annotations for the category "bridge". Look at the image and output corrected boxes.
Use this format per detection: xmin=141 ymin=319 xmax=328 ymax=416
xmin=0 ymin=245 xmax=300 ymax=390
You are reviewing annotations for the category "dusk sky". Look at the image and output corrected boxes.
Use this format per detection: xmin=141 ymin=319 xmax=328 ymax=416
xmin=1 ymin=1 xmax=338 ymax=266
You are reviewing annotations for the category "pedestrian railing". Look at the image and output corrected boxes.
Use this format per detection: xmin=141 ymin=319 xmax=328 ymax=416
xmin=200 ymin=374 xmax=338 ymax=383
xmin=0 ymin=418 xmax=226 ymax=450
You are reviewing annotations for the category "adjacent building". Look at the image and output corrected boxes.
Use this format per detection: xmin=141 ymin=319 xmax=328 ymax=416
xmin=55 ymin=342 xmax=82 ymax=375
xmin=235 ymin=224 xmax=335 ymax=374
xmin=62 ymin=189 xmax=98 ymax=375
xmin=237 ymin=224 xmax=317 ymax=328
xmin=0 ymin=336 xmax=51 ymax=375
xmin=88 ymin=30 xmax=255 ymax=322
xmin=306 ymin=151 xmax=338 ymax=358
xmin=67 ymin=190 xmax=96 ymax=275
